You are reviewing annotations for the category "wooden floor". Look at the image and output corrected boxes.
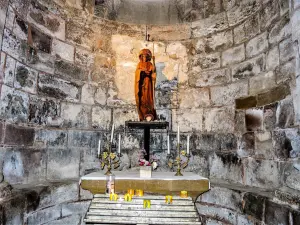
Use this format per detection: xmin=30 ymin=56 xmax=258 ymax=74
xmin=84 ymin=194 xmax=202 ymax=225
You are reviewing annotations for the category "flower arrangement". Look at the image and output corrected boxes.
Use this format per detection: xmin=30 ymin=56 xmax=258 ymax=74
xmin=138 ymin=149 xmax=159 ymax=170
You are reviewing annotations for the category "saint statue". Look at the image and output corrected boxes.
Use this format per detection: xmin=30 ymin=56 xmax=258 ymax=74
xmin=135 ymin=49 xmax=157 ymax=121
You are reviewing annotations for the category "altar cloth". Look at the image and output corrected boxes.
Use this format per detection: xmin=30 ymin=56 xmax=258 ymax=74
xmin=80 ymin=171 xmax=210 ymax=199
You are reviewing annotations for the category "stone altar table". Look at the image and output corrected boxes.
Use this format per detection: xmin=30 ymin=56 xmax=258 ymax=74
xmin=80 ymin=171 xmax=210 ymax=199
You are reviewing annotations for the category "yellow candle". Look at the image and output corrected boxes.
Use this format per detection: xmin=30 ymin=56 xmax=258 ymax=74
xmin=109 ymin=193 xmax=118 ymax=201
xmin=165 ymin=195 xmax=173 ymax=204
xmin=136 ymin=189 xmax=144 ymax=197
xmin=128 ymin=189 xmax=135 ymax=195
xmin=124 ymin=193 xmax=132 ymax=201
xmin=180 ymin=191 xmax=188 ymax=198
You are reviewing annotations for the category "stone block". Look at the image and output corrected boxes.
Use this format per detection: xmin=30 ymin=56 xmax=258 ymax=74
xmin=38 ymin=72 xmax=80 ymax=101
xmin=279 ymin=0 xmax=289 ymax=15
xmin=47 ymin=148 xmax=80 ymax=180
xmin=191 ymin=12 xmax=228 ymax=38
xmin=14 ymin=62 xmax=38 ymax=94
xmin=265 ymin=201 xmax=289 ymax=225
xmin=5 ymin=6 xmax=15 ymax=30
xmin=38 ymin=183 xmax=79 ymax=209
xmin=35 ymin=129 xmax=67 ymax=148
xmin=263 ymin=103 xmax=277 ymax=131
xmin=9 ymin=0 xmax=30 ymax=21
xmin=75 ymin=47 xmax=94 ymax=66
xmin=222 ymin=44 xmax=245 ymax=66
xmin=283 ymin=160 xmax=300 ymax=191
xmin=91 ymin=106 xmax=111 ymax=129
xmin=2 ymin=195 xmax=25 ymax=225
xmin=62 ymin=201 xmax=90 ymax=217
xmin=4 ymin=124 xmax=34 ymax=146
xmin=80 ymin=186 xmax=93 ymax=200
xmin=27 ymin=6 xmax=65 ymax=40
xmin=55 ymin=59 xmax=87 ymax=81
xmin=52 ymin=39 xmax=74 ymax=62
xmin=275 ymin=59 xmax=296 ymax=84
xmin=0 ymin=52 xmax=16 ymax=86
xmin=94 ymin=86 xmax=107 ymax=105
xmin=68 ymin=130 xmax=100 ymax=148
xmin=249 ymin=71 xmax=276 ymax=95
xmin=31 ymin=25 xmax=52 ymax=53
xmin=246 ymin=32 xmax=268 ymax=58
xmin=81 ymin=83 xmax=96 ymax=105
xmin=27 ymin=205 xmax=61 ymax=225
xmin=178 ymin=87 xmax=210 ymax=108
xmin=61 ymin=102 xmax=91 ymax=128
xmin=237 ymin=214 xmax=256 ymax=225
xmin=113 ymin=108 xmax=138 ymax=129
xmin=156 ymin=108 xmax=171 ymax=122
xmin=172 ymin=108 xmax=203 ymax=132
xmin=211 ymin=81 xmax=248 ymax=106
xmin=279 ymin=38 xmax=294 ymax=63
xmin=245 ymin=108 xmax=263 ymax=131
xmin=204 ymin=107 xmax=235 ymax=133
xmin=192 ymin=52 xmax=221 ymax=70
xmin=260 ymin=0 xmax=280 ymax=30
xmin=203 ymin=30 xmax=233 ymax=53
xmin=232 ymin=54 xmax=265 ymax=80
xmin=235 ymin=110 xmax=247 ymax=134
xmin=227 ymin=0 xmax=261 ymax=26
xmin=269 ymin=14 xmax=291 ymax=45
xmin=199 ymin=186 xmax=242 ymax=211
xmin=209 ymin=152 xmax=243 ymax=184
xmin=266 ymin=46 xmax=280 ymax=71
xmin=28 ymin=50 xmax=55 ymax=74
xmin=44 ymin=215 xmax=82 ymax=225
xmin=243 ymin=158 xmax=281 ymax=188
xmin=0 ymin=85 xmax=29 ymax=122
xmin=292 ymin=210 xmax=300 ymax=225
xmin=276 ymin=97 xmax=295 ymax=128
xmin=12 ymin=16 xmax=28 ymax=41
xmin=2 ymin=28 xmax=25 ymax=61
xmin=0 ymin=0 xmax=8 ymax=35
xmin=80 ymin=146 xmax=101 ymax=176
xmin=156 ymin=88 xmax=176 ymax=108
xmin=242 ymin=192 xmax=265 ymax=221
xmin=190 ymin=68 xmax=230 ymax=87
xmin=205 ymin=219 xmax=223 ymax=225
xmin=236 ymin=96 xmax=257 ymax=109
xmin=255 ymin=131 xmax=274 ymax=159
xmin=196 ymin=204 xmax=237 ymax=224
xmin=3 ymin=148 xmax=46 ymax=184
xmin=237 ymin=132 xmax=255 ymax=157
xmin=233 ymin=14 xmax=260 ymax=44
xmin=257 ymin=83 xmax=291 ymax=106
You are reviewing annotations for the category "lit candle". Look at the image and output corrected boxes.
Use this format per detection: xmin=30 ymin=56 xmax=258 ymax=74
xmin=167 ymin=134 xmax=170 ymax=154
xmin=118 ymin=134 xmax=121 ymax=153
xmin=97 ymin=139 xmax=101 ymax=157
xmin=177 ymin=125 xmax=180 ymax=145
xmin=110 ymin=124 xmax=114 ymax=143
xmin=187 ymin=135 xmax=189 ymax=154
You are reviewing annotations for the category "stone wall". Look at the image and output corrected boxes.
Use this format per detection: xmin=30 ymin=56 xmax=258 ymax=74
xmin=0 ymin=0 xmax=299 ymax=224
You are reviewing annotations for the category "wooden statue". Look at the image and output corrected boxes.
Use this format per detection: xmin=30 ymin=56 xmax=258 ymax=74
xmin=135 ymin=49 xmax=157 ymax=121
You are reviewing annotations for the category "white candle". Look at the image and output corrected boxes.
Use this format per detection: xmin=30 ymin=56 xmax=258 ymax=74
xmin=97 ymin=139 xmax=101 ymax=157
xmin=177 ymin=125 xmax=180 ymax=145
xmin=187 ymin=135 xmax=190 ymax=154
xmin=167 ymin=134 xmax=170 ymax=154
xmin=110 ymin=124 xmax=114 ymax=143
xmin=118 ymin=134 xmax=121 ymax=153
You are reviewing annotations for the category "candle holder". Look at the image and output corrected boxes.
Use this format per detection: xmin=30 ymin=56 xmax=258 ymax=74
xmin=99 ymin=142 xmax=122 ymax=175
xmin=167 ymin=144 xmax=190 ymax=176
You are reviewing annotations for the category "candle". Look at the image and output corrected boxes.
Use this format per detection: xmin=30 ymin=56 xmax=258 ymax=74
xmin=187 ymin=135 xmax=189 ymax=154
xmin=97 ymin=139 xmax=101 ymax=157
xmin=177 ymin=125 xmax=180 ymax=145
xmin=110 ymin=124 xmax=114 ymax=143
xmin=167 ymin=134 xmax=170 ymax=154
xmin=118 ymin=134 xmax=121 ymax=153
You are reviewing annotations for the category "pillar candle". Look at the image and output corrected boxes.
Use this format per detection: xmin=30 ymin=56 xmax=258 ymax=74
xmin=177 ymin=125 xmax=180 ymax=145
xmin=97 ymin=139 xmax=101 ymax=157
xmin=187 ymin=135 xmax=189 ymax=154
xmin=118 ymin=134 xmax=121 ymax=153
xmin=110 ymin=124 xmax=114 ymax=143
xmin=167 ymin=134 xmax=170 ymax=154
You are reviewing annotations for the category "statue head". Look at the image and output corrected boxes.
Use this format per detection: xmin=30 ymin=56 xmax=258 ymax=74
xmin=139 ymin=49 xmax=152 ymax=62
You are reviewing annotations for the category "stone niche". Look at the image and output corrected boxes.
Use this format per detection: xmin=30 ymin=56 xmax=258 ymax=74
xmin=0 ymin=0 xmax=299 ymax=224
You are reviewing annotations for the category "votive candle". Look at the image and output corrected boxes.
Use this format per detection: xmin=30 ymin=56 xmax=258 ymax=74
xmin=187 ymin=135 xmax=189 ymax=154
xmin=97 ymin=139 xmax=101 ymax=157
xmin=118 ymin=134 xmax=121 ymax=153
xmin=110 ymin=124 xmax=114 ymax=143
xmin=167 ymin=134 xmax=170 ymax=154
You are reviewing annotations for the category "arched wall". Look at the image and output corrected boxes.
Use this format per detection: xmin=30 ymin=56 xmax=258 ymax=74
xmin=0 ymin=0 xmax=299 ymax=224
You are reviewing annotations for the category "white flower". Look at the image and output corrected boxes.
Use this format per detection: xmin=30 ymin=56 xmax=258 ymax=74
xmin=152 ymin=161 xmax=158 ymax=170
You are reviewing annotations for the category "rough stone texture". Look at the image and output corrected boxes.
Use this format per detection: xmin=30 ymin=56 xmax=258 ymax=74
xmin=4 ymin=124 xmax=34 ymax=146
xmin=35 ymin=129 xmax=67 ymax=148
xmin=257 ymin=83 xmax=291 ymax=106
xmin=193 ymin=52 xmax=221 ymax=70
xmin=178 ymin=87 xmax=210 ymax=108
xmin=190 ymin=68 xmax=231 ymax=87
xmin=246 ymin=32 xmax=268 ymax=58
xmin=204 ymin=107 xmax=235 ymax=133
xmin=113 ymin=108 xmax=138 ymax=129
xmin=0 ymin=52 xmax=16 ymax=86
xmin=283 ymin=160 xmax=300 ymax=191
xmin=55 ymin=59 xmax=87 ymax=81
xmin=60 ymin=102 xmax=91 ymax=128
xmin=237 ymin=132 xmax=255 ymax=157
xmin=52 ymin=39 xmax=75 ymax=62
xmin=172 ymin=108 xmax=203 ymax=132
xmin=265 ymin=201 xmax=289 ymax=225
xmin=266 ymin=46 xmax=280 ymax=71
xmin=249 ymin=71 xmax=276 ymax=95
xmin=260 ymin=0 xmax=280 ymax=31
xmin=276 ymin=97 xmax=295 ymax=128
xmin=279 ymin=38 xmax=294 ymax=63
xmin=0 ymin=0 xmax=8 ymax=49
xmin=255 ymin=131 xmax=274 ymax=159
xmin=196 ymin=204 xmax=237 ymax=224
xmin=275 ymin=59 xmax=296 ymax=84
xmin=91 ymin=106 xmax=111 ymax=129
xmin=14 ymin=62 xmax=38 ymax=94
xmin=233 ymin=14 xmax=260 ymax=44
xmin=38 ymin=72 xmax=79 ymax=101
xmin=75 ymin=47 xmax=94 ymax=66
xmin=61 ymin=201 xmax=90 ymax=217
xmin=81 ymin=83 xmax=96 ymax=105
xmin=27 ymin=205 xmax=61 ymax=225
xmin=47 ymin=148 xmax=80 ymax=180
xmin=231 ymin=54 xmax=265 ymax=80
xmin=43 ymin=215 xmax=82 ymax=225
xmin=269 ymin=14 xmax=291 ymax=45
xmin=0 ymin=85 xmax=29 ymax=122
xmin=236 ymin=96 xmax=257 ymax=110
xmin=68 ymin=130 xmax=100 ymax=149
xmin=243 ymin=158 xmax=281 ymax=188
xmin=222 ymin=44 xmax=245 ymax=66
xmin=210 ymin=81 xmax=248 ymax=106
xmin=263 ymin=103 xmax=277 ymax=131
xmin=2 ymin=28 xmax=24 ymax=61
xmin=243 ymin=192 xmax=265 ymax=221
xmin=245 ymin=108 xmax=263 ymax=131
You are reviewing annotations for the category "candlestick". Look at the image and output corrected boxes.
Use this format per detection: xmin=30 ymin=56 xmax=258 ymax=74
xmin=167 ymin=134 xmax=170 ymax=154
xmin=187 ymin=135 xmax=189 ymax=154
xmin=118 ymin=134 xmax=121 ymax=153
xmin=98 ymin=139 xmax=101 ymax=157
xmin=110 ymin=124 xmax=114 ymax=143
xmin=177 ymin=125 xmax=180 ymax=144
